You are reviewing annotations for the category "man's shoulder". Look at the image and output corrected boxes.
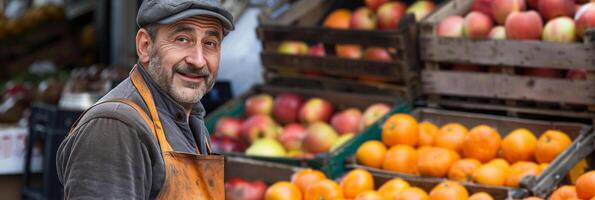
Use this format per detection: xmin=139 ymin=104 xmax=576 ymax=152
xmin=75 ymin=101 xmax=152 ymax=133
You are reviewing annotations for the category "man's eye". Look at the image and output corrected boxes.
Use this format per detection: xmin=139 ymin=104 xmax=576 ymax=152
xmin=176 ymin=37 xmax=190 ymax=43
xmin=205 ymin=41 xmax=218 ymax=48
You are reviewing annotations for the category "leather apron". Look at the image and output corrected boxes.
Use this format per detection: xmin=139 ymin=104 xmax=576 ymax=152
xmin=67 ymin=66 xmax=224 ymax=199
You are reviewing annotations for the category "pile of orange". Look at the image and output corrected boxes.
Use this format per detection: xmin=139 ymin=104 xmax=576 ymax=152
xmin=355 ymin=113 xmax=573 ymax=188
xmin=521 ymin=169 xmax=595 ymax=200
xmin=264 ymin=168 xmax=495 ymax=200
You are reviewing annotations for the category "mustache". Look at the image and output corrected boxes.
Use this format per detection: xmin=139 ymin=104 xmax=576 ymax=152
xmin=173 ymin=64 xmax=210 ymax=77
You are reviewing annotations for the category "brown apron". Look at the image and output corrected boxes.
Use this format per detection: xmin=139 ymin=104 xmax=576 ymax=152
xmin=68 ymin=66 xmax=224 ymax=199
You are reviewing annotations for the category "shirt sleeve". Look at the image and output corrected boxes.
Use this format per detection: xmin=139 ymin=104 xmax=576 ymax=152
xmin=56 ymin=117 xmax=156 ymax=199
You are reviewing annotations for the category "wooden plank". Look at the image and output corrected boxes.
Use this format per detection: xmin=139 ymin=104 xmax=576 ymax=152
xmin=261 ymin=53 xmax=404 ymax=81
xmin=420 ymin=0 xmax=471 ymax=35
xmin=422 ymin=70 xmax=595 ymax=105
xmin=258 ymin=25 xmax=402 ymax=47
xmin=259 ymin=0 xmax=326 ymax=25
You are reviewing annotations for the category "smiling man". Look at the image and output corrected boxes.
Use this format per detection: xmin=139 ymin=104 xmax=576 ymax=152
xmin=56 ymin=0 xmax=234 ymax=199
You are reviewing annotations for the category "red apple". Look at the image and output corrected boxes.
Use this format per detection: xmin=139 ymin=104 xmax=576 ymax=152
xmin=303 ymin=122 xmax=339 ymax=154
xmin=214 ymin=117 xmax=243 ymax=139
xmin=273 ymin=92 xmax=304 ymax=124
xmin=366 ymin=0 xmax=388 ymax=12
xmin=240 ymin=114 xmax=279 ymax=144
xmin=278 ymin=123 xmax=307 ymax=151
xmin=542 ymin=16 xmax=577 ymax=42
xmin=277 ymin=41 xmax=309 ymax=55
xmin=566 ymin=69 xmax=588 ymax=80
xmin=524 ymin=67 xmax=563 ymax=78
xmin=489 ymin=26 xmax=507 ymax=39
xmin=472 ymin=0 xmax=495 ymax=19
xmin=225 ymin=177 xmax=268 ymax=200
xmin=377 ymin=2 xmax=407 ymax=30
xmin=436 ymin=15 xmax=465 ymax=37
xmin=361 ymin=103 xmax=391 ymax=129
xmin=350 ymin=7 xmax=377 ymax=30
xmin=309 ymin=43 xmax=325 ymax=57
xmin=463 ymin=11 xmax=494 ymax=38
xmin=299 ymin=98 xmax=334 ymax=124
xmin=245 ymin=94 xmax=273 ymax=116
xmin=538 ymin=0 xmax=575 ymax=21
xmin=452 ymin=64 xmax=484 ymax=72
xmin=575 ymin=3 xmax=595 ymax=39
xmin=210 ymin=135 xmax=247 ymax=153
xmin=363 ymin=47 xmax=392 ymax=62
xmin=491 ymin=0 xmax=526 ymax=24
xmin=505 ymin=11 xmax=544 ymax=40
xmin=406 ymin=1 xmax=437 ymax=22
xmin=331 ymin=108 xmax=363 ymax=135
xmin=336 ymin=44 xmax=362 ymax=59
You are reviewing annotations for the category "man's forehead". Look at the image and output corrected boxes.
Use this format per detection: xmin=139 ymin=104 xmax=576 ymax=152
xmin=169 ymin=16 xmax=223 ymax=32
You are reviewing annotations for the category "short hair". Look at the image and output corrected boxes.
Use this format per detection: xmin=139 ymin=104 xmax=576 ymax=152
xmin=142 ymin=23 xmax=160 ymax=42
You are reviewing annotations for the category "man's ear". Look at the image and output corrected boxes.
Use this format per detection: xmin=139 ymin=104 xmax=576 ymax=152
xmin=136 ymin=28 xmax=152 ymax=64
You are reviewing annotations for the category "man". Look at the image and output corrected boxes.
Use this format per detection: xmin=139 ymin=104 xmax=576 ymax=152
xmin=56 ymin=0 xmax=234 ymax=199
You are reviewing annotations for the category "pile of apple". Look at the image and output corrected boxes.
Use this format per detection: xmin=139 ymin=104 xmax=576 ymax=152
xmin=434 ymin=0 xmax=594 ymax=80
xmin=211 ymin=92 xmax=391 ymax=158
xmin=276 ymin=0 xmax=437 ymax=62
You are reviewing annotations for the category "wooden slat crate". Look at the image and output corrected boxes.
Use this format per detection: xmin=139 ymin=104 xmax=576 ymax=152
xmin=257 ymin=0 xmax=422 ymax=101
xmin=418 ymin=0 xmax=595 ymax=121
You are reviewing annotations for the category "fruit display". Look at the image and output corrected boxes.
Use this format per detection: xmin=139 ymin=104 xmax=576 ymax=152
xmin=209 ymin=92 xmax=392 ymax=159
xmin=0 ymin=4 xmax=65 ymax=40
xmin=521 ymin=169 xmax=595 ymax=199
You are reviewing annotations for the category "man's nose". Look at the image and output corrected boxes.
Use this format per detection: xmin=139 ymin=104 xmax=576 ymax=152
xmin=186 ymin=44 xmax=207 ymax=68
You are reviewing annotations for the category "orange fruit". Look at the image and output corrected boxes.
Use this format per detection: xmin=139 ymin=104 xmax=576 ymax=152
xmin=291 ymin=169 xmax=327 ymax=195
xmin=396 ymin=187 xmax=429 ymax=200
xmin=576 ymin=171 xmax=595 ymax=199
xmin=550 ymin=185 xmax=578 ymax=200
xmin=336 ymin=44 xmax=362 ymax=59
xmin=487 ymin=158 xmax=511 ymax=170
xmin=378 ymin=178 xmax=410 ymax=199
xmin=538 ymin=163 xmax=549 ymax=175
xmin=419 ymin=121 xmax=439 ymax=146
xmin=354 ymin=191 xmax=387 ymax=200
xmin=382 ymin=114 xmax=419 ymax=147
xmin=469 ymin=192 xmax=494 ymax=200
xmin=472 ymin=163 xmax=507 ymax=186
xmin=356 ymin=140 xmax=387 ymax=168
xmin=523 ymin=197 xmax=544 ymax=200
xmin=382 ymin=145 xmax=418 ymax=175
xmin=323 ymin=9 xmax=352 ymax=29
xmin=429 ymin=181 xmax=469 ymax=200
xmin=448 ymin=158 xmax=482 ymax=182
xmin=265 ymin=181 xmax=302 ymax=200
xmin=501 ymin=128 xmax=538 ymax=163
xmin=418 ymin=147 xmax=461 ymax=177
xmin=305 ymin=179 xmax=343 ymax=200
xmin=505 ymin=161 xmax=540 ymax=187
xmin=535 ymin=130 xmax=572 ymax=163
xmin=434 ymin=123 xmax=468 ymax=153
xmin=340 ymin=169 xmax=374 ymax=198
xmin=462 ymin=125 xmax=501 ymax=162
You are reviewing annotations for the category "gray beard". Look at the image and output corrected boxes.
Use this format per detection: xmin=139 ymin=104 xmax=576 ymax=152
xmin=146 ymin=51 xmax=216 ymax=106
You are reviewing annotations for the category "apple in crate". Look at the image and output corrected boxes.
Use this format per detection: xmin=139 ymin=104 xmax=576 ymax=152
xmin=245 ymin=138 xmax=287 ymax=157
xmin=472 ymin=0 xmax=495 ymax=19
xmin=566 ymin=69 xmax=588 ymax=80
xmin=361 ymin=103 xmax=391 ymax=129
xmin=407 ymin=1 xmax=436 ymax=22
xmin=299 ymin=97 xmax=334 ymax=124
xmin=491 ymin=0 xmax=526 ymax=24
xmin=330 ymin=133 xmax=355 ymax=151
xmin=377 ymin=2 xmax=407 ymax=30
xmin=463 ymin=11 xmax=494 ymax=39
xmin=436 ymin=16 xmax=465 ymax=37
xmin=350 ymin=7 xmax=377 ymax=30
xmin=365 ymin=0 xmax=388 ymax=12
xmin=240 ymin=114 xmax=279 ymax=144
xmin=210 ymin=135 xmax=246 ymax=153
xmin=214 ymin=116 xmax=243 ymax=139
xmin=336 ymin=44 xmax=362 ymax=59
xmin=309 ymin=43 xmax=326 ymax=57
xmin=278 ymin=123 xmax=307 ymax=151
xmin=364 ymin=47 xmax=392 ymax=62
xmin=277 ymin=41 xmax=309 ymax=55
xmin=273 ymin=92 xmax=304 ymax=124
xmin=505 ymin=11 xmax=544 ymax=40
xmin=331 ymin=108 xmax=363 ymax=135
xmin=303 ymin=122 xmax=339 ymax=154
xmin=245 ymin=94 xmax=273 ymax=116
xmin=542 ymin=17 xmax=577 ymax=42
xmin=225 ymin=177 xmax=268 ymax=200
xmin=489 ymin=26 xmax=507 ymax=39
xmin=575 ymin=3 xmax=595 ymax=39
xmin=538 ymin=0 xmax=575 ymax=21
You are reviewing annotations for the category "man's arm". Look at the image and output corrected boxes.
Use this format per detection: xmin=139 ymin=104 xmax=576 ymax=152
xmin=57 ymin=117 xmax=158 ymax=199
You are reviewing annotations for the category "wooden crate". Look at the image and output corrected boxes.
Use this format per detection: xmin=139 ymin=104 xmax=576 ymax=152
xmin=257 ymin=0 xmax=421 ymax=100
xmin=418 ymin=0 xmax=595 ymax=120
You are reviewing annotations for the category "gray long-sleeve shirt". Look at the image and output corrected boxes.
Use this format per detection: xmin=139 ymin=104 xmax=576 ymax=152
xmin=56 ymin=65 xmax=212 ymax=199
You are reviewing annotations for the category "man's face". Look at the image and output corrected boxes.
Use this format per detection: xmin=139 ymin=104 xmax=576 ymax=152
xmin=146 ymin=16 xmax=223 ymax=106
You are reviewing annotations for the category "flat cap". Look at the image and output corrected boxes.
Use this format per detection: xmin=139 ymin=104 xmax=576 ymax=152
xmin=137 ymin=0 xmax=234 ymax=33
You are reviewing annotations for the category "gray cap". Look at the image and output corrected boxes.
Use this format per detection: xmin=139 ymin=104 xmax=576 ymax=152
xmin=137 ymin=0 xmax=234 ymax=33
